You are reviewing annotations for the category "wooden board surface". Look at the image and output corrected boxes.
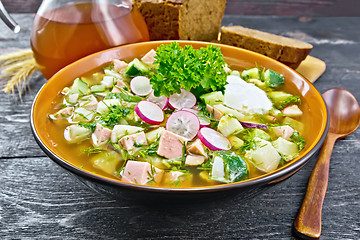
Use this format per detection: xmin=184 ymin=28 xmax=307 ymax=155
xmin=0 ymin=15 xmax=359 ymax=239
xmin=296 ymin=56 xmax=326 ymax=83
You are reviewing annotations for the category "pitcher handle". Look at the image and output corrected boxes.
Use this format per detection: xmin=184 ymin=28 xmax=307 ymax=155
xmin=0 ymin=1 xmax=20 ymax=33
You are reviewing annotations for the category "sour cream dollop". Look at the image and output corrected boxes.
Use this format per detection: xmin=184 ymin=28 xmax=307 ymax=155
xmin=224 ymin=75 xmax=272 ymax=114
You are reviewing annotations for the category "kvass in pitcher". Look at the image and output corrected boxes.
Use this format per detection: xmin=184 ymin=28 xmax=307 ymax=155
xmin=31 ymin=0 xmax=149 ymax=79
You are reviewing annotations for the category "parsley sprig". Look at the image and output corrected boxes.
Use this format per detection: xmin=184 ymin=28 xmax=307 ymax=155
xmin=150 ymin=42 xmax=228 ymax=97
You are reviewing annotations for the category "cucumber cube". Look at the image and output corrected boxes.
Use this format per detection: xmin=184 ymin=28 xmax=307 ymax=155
xmin=90 ymin=84 xmax=106 ymax=93
xmin=145 ymin=127 xmax=165 ymax=143
xmin=200 ymin=91 xmax=224 ymax=106
xmin=263 ymin=69 xmax=284 ymax=88
xmin=125 ymin=58 xmax=148 ymax=76
xmin=241 ymin=68 xmax=260 ymax=80
xmin=69 ymin=78 xmax=89 ymax=95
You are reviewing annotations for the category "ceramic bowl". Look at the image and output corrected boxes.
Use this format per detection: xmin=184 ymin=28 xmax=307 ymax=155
xmin=31 ymin=40 xmax=329 ymax=201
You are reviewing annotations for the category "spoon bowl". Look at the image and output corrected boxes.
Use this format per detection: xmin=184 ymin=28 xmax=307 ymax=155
xmin=294 ymin=87 xmax=360 ymax=239
xmin=323 ymin=88 xmax=360 ymax=136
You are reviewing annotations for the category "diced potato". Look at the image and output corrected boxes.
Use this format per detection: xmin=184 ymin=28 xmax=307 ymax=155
xmin=64 ymin=125 xmax=91 ymax=143
xmin=217 ymin=115 xmax=243 ymax=137
xmin=245 ymin=137 xmax=281 ymax=173
xmin=91 ymin=151 xmax=123 ymax=175
xmin=228 ymin=136 xmax=244 ymax=150
xmin=272 ymin=137 xmax=298 ymax=161
xmin=211 ymin=156 xmax=225 ymax=180
xmin=145 ymin=127 xmax=165 ymax=143
xmin=101 ymin=76 xmax=116 ymax=88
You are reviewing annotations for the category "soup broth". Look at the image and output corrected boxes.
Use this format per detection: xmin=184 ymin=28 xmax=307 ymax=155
xmin=45 ymin=44 xmax=309 ymax=188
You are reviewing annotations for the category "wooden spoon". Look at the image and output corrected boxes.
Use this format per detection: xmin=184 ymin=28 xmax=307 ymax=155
xmin=294 ymin=88 xmax=360 ymax=239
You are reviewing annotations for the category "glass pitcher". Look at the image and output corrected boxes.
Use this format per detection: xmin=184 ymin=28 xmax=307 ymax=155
xmin=1 ymin=0 xmax=149 ymax=79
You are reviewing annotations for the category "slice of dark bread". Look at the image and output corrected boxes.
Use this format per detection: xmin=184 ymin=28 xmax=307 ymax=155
xmin=220 ymin=25 xmax=313 ymax=68
xmin=134 ymin=0 xmax=227 ymax=41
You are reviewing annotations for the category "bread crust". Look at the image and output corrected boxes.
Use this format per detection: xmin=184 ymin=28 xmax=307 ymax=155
xmin=134 ymin=0 xmax=226 ymax=41
xmin=220 ymin=26 xmax=313 ymax=68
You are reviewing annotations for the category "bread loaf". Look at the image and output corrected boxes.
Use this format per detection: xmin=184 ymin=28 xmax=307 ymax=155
xmin=220 ymin=26 xmax=313 ymax=68
xmin=133 ymin=0 xmax=227 ymax=41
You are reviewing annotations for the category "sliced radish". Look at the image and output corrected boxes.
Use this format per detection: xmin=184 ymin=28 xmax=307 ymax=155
xmin=282 ymin=105 xmax=303 ymax=117
xmin=198 ymin=127 xmax=231 ymax=151
xmin=135 ymin=101 xmax=164 ymax=125
xmin=240 ymin=121 xmax=268 ymax=129
xmin=166 ymin=110 xmax=200 ymax=140
xmin=169 ymin=89 xmax=196 ymax=110
xmin=130 ymin=76 xmax=153 ymax=96
xmin=198 ymin=117 xmax=211 ymax=127
xmin=147 ymin=90 xmax=169 ymax=110
xmin=181 ymin=108 xmax=210 ymax=127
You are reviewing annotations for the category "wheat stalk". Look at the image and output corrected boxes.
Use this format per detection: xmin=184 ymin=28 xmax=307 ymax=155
xmin=0 ymin=49 xmax=38 ymax=99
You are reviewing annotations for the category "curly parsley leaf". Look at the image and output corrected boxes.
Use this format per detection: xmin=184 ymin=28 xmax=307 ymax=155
xmin=150 ymin=42 xmax=228 ymax=97
xmin=98 ymin=105 xmax=130 ymax=128
xmin=290 ymin=131 xmax=306 ymax=151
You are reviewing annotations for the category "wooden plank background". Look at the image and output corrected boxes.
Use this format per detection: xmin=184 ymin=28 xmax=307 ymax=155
xmin=2 ymin=0 xmax=360 ymax=16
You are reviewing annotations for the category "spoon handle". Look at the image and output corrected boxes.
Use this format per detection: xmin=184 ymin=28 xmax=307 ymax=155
xmin=294 ymin=134 xmax=337 ymax=239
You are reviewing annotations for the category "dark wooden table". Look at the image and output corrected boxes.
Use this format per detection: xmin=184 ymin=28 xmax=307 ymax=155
xmin=0 ymin=14 xmax=359 ymax=239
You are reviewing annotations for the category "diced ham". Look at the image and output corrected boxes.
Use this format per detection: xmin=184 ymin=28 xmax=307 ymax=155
xmin=185 ymin=155 xmax=206 ymax=166
xmin=121 ymin=160 xmax=163 ymax=185
xmin=119 ymin=131 xmax=148 ymax=154
xmin=92 ymin=123 xmax=112 ymax=146
xmin=141 ymin=49 xmax=156 ymax=65
xmin=206 ymin=105 xmax=223 ymax=120
xmin=157 ymin=130 xmax=187 ymax=159
xmin=163 ymin=171 xmax=192 ymax=187
xmin=113 ymin=59 xmax=128 ymax=71
xmin=187 ymin=139 xmax=207 ymax=158
xmin=79 ymin=95 xmax=98 ymax=111
xmin=50 ymin=107 xmax=74 ymax=120
xmin=272 ymin=125 xmax=295 ymax=140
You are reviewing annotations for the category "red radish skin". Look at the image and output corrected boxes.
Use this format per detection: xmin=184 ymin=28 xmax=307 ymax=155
xmin=130 ymin=76 xmax=153 ymax=96
xmin=282 ymin=105 xmax=303 ymax=117
xmin=240 ymin=121 xmax=268 ymax=129
xmin=198 ymin=127 xmax=231 ymax=151
xmin=135 ymin=101 xmax=164 ymax=125
xmin=166 ymin=110 xmax=200 ymax=140
xmin=169 ymin=89 xmax=197 ymax=110
xmin=148 ymin=90 xmax=169 ymax=110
